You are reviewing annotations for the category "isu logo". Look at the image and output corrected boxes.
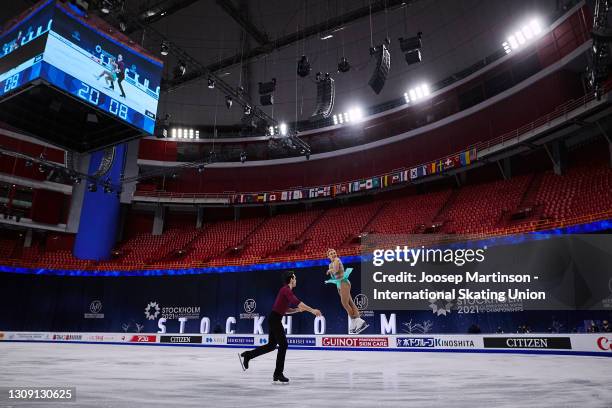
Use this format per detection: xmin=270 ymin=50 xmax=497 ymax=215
xmin=90 ymin=300 xmax=103 ymax=313
xmin=354 ymin=294 xmax=368 ymax=311
xmin=244 ymin=299 xmax=257 ymax=313
xmin=596 ymin=337 xmax=612 ymax=351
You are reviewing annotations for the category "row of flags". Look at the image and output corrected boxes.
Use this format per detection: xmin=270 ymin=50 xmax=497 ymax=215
xmin=233 ymin=148 xmax=477 ymax=204
xmin=409 ymin=148 xmax=477 ymax=180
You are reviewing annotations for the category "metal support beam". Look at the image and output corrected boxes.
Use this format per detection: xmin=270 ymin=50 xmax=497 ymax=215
xmin=104 ymin=5 xmax=311 ymax=159
xmin=216 ymin=0 xmax=268 ymax=45
xmin=124 ymin=0 xmax=201 ymax=34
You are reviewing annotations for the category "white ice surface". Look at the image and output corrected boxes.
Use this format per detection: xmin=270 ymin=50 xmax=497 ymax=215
xmin=1 ymin=343 xmax=612 ymax=408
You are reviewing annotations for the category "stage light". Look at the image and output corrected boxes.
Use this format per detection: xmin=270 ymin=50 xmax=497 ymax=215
xmin=503 ymin=18 xmax=544 ymax=53
xmin=530 ymin=19 xmax=542 ymax=35
xmin=175 ymin=61 xmax=186 ymax=77
xmin=405 ymin=83 xmax=431 ymax=104
xmin=320 ymin=34 xmax=333 ymax=40
xmin=349 ymin=107 xmax=363 ymax=123
xmin=502 ymin=42 xmax=511 ymax=54
xmin=25 ymin=160 xmax=33 ymax=167
xmin=87 ymin=183 xmax=97 ymax=193
xmin=189 ymin=129 xmax=194 ymax=139
xmin=240 ymin=152 xmax=247 ymax=163
xmin=207 ymin=78 xmax=215 ymax=89
xmin=297 ymin=55 xmax=311 ymax=77
xmin=244 ymin=105 xmax=252 ymax=116
xmin=100 ymin=0 xmax=112 ymax=14
xmin=280 ymin=122 xmax=288 ymax=136
xmin=197 ymin=164 xmax=205 ymax=173
xmin=160 ymin=40 xmax=169 ymax=56
xmin=118 ymin=16 xmax=127 ymax=32
xmin=171 ymin=128 xmax=177 ymax=138
xmin=226 ymin=96 xmax=233 ymax=109
xmin=268 ymin=126 xmax=275 ymax=135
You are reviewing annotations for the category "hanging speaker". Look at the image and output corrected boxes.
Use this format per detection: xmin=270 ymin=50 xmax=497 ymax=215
xmin=312 ymin=75 xmax=335 ymax=118
xmin=260 ymin=94 xmax=274 ymax=106
xmin=368 ymin=44 xmax=390 ymax=94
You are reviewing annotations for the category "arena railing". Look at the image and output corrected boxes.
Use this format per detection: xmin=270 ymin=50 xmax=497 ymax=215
xmin=134 ymin=85 xmax=610 ymax=204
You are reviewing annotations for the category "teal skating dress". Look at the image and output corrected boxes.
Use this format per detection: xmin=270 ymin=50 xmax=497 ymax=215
xmin=325 ymin=258 xmax=353 ymax=289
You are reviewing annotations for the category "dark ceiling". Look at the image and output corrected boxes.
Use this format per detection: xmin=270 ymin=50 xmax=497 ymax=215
xmin=3 ymin=0 xmax=569 ymax=128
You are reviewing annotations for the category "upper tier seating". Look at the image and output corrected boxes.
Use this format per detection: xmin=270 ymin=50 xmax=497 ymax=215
xmin=0 ymin=156 xmax=610 ymax=270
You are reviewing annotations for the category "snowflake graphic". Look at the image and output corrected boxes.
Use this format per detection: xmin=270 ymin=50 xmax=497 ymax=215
xmin=144 ymin=301 xmax=160 ymax=320
xmin=429 ymin=298 xmax=453 ymax=316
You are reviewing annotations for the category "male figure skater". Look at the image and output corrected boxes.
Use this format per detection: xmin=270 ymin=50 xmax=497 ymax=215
xmin=238 ymin=271 xmax=321 ymax=383
xmin=115 ymin=54 xmax=126 ymax=98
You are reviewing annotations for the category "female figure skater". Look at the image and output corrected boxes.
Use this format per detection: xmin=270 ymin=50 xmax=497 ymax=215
xmin=96 ymin=57 xmax=118 ymax=90
xmin=325 ymin=248 xmax=368 ymax=334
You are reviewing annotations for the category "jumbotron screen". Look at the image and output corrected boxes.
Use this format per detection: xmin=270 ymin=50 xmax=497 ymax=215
xmin=0 ymin=0 xmax=163 ymax=135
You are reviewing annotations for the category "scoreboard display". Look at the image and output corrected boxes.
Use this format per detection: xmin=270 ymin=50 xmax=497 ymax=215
xmin=0 ymin=0 xmax=163 ymax=135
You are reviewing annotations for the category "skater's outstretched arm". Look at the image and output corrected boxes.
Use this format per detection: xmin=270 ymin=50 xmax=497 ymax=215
xmin=297 ymin=302 xmax=321 ymax=316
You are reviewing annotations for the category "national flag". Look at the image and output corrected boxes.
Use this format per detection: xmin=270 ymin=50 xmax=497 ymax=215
xmin=309 ymin=188 xmax=317 ymax=198
xmin=281 ymin=191 xmax=290 ymax=201
xmin=421 ymin=165 xmax=428 ymax=176
xmin=337 ymin=184 xmax=349 ymax=194
xmin=391 ymin=173 xmax=401 ymax=184
xmin=443 ymin=157 xmax=454 ymax=170
xmin=245 ymin=195 xmax=254 ymax=203
xmin=233 ymin=194 xmax=243 ymax=203
xmin=317 ymin=186 xmax=331 ymax=197
xmin=256 ymin=193 xmax=267 ymax=202
xmin=372 ymin=177 xmax=381 ymax=189
xmin=292 ymin=190 xmax=302 ymax=200
xmin=430 ymin=162 xmax=437 ymax=174
xmin=410 ymin=168 xmax=418 ymax=180
xmin=268 ymin=192 xmax=279 ymax=201
xmin=402 ymin=170 xmax=409 ymax=181
xmin=437 ymin=160 xmax=444 ymax=173
xmin=382 ymin=175 xmax=389 ymax=187
xmin=460 ymin=149 xmax=477 ymax=166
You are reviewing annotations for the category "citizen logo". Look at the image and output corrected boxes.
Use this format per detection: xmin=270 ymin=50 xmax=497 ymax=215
xmin=506 ymin=338 xmax=548 ymax=348
xmin=483 ymin=337 xmax=571 ymax=350
xmin=596 ymin=337 xmax=612 ymax=351
xmin=160 ymin=335 xmax=201 ymax=344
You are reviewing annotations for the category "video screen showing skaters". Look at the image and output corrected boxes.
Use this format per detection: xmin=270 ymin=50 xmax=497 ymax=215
xmin=95 ymin=53 xmax=126 ymax=98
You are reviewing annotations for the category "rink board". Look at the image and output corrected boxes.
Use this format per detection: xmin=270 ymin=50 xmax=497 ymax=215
xmin=1 ymin=332 xmax=610 ymax=357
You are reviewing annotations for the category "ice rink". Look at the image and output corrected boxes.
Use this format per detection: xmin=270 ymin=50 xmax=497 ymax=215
xmin=1 ymin=343 xmax=612 ymax=408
